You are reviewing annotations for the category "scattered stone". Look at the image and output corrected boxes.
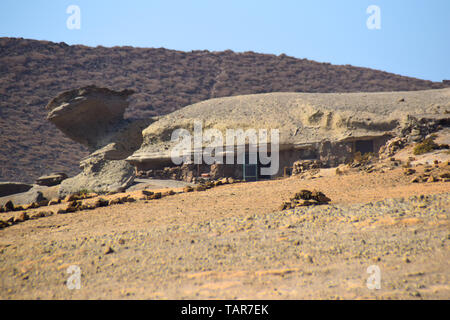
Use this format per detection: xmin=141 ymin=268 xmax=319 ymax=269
xmin=65 ymin=200 xmax=82 ymax=213
xmin=95 ymin=198 xmax=109 ymax=208
xmin=302 ymin=253 xmax=314 ymax=263
xmin=219 ymin=178 xmax=229 ymax=185
xmin=13 ymin=205 xmax=25 ymax=211
xmin=4 ymin=200 xmax=14 ymax=212
xmin=372 ymin=256 xmax=381 ymax=262
xmin=294 ymin=190 xmax=312 ymax=200
xmin=279 ymin=202 xmax=292 ymax=211
xmin=104 ymin=246 xmax=114 ymax=255
xmin=13 ymin=212 xmax=29 ymax=223
xmin=0 ymin=220 xmax=8 ymax=228
xmin=146 ymin=193 xmax=161 ymax=200
xmin=410 ymin=176 xmax=420 ymax=183
xmin=142 ymin=190 xmax=154 ymax=196
xmin=36 ymin=173 xmax=68 ymax=187
xmin=292 ymin=160 xmax=322 ymax=175
xmin=64 ymin=192 xmax=98 ymax=202
xmin=125 ymin=196 xmax=136 ymax=202
xmin=204 ymin=181 xmax=214 ymax=189
xmin=404 ymin=168 xmax=416 ymax=176
xmin=48 ymin=199 xmax=61 ymax=206
xmin=120 ymin=196 xmax=131 ymax=203
xmin=30 ymin=211 xmax=53 ymax=219
xmin=439 ymin=172 xmax=450 ymax=179
xmin=281 ymin=189 xmax=331 ymax=210
xmin=109 ymin=198 xmax=123 ymax=206
xmin=292 ymin=199 xmax=318 ymax=207
xmin=38 ymin=199 xmax=49 ymax=207
xmin=82 ymin=204 xmax=97 ymax=210
xmin=379 ymin=137 xmax=407 ymax=159
xmin=194 ymin=185 xmax=206 ymax=192
xmin=183 ymin=186 xmax=193 ymax=193
xmin=65 ymin=194 xmax=78 ymax=202
xmin=24 ymin=203 xmax=39 ymax=211
xmin=311 ymin=190 xmax=331 ymax=203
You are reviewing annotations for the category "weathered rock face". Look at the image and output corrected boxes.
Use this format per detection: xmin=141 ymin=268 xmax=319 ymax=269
xmin=127 ymin=89 xmax=450 ymax=171
xmin=46 ymin=86 xmax=135 ymax=150
xmin=0 ymin=182 xmax=33 ymax=197
xmin=46 ymin=86 xmax=153 ymax=196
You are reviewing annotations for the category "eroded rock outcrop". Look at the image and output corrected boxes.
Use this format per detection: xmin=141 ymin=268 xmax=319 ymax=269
xmin=46 ymin=86 xmax=153 ymax=197
xmin=127 ymin=88 xmax=450 ymax=170
xmin=0 ymin=182 xmax=33 ymax=197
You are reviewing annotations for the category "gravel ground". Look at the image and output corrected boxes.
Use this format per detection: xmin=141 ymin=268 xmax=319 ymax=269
xmin=0 ymin=168 xmax=449 ymax=299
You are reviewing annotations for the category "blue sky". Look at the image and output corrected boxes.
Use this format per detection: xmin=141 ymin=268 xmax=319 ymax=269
xmin=0 ymin=0 xmax=449 ymax=81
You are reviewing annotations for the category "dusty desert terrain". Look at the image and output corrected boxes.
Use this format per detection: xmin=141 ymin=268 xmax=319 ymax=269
xmin=0 ymin=164 xmax=449 ymax=300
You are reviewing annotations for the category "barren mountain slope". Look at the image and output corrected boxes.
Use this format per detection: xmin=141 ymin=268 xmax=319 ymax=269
xmin=0 ymin=37 xmax=447 ymax=182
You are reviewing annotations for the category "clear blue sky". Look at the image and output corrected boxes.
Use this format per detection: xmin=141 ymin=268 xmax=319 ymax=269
xmin=0 ymin=0 xmax=449 ymax=81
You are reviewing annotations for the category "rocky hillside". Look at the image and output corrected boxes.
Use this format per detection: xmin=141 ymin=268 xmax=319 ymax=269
xmin=0 ymin=37 xmax=447 ymax=183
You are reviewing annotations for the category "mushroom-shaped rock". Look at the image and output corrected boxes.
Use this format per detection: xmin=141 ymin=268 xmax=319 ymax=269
xmin=45 ymin=86 xmax=153 ymax=196
xmin=46 ymin=86 xmax=135 ymax=150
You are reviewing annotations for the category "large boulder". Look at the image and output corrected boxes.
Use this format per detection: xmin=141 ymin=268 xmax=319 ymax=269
xmin=58 ymin=160 xmax=135 ymax=197
xmin=0 ymin=187 xmax=46 ymax=206
xmin=0 ymin=182 xmax=33 ymax=197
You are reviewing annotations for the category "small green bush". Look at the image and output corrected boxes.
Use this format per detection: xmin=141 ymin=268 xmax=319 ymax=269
xmin=413 ymin=137 xmax=438 ymax=155
xmin=76 ymin=189 xmax=90 ymax=196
